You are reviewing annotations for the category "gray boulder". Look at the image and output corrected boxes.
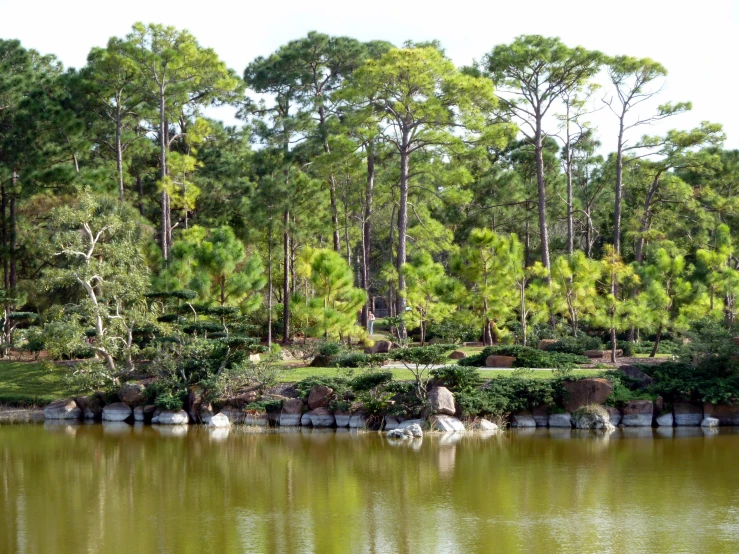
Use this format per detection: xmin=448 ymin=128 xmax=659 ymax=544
xmin=119 ymin=382 xmax=146 ymax=405
xmin=384 ymin=417 xmax=401 ymax=430
xmin=430 ymin=415 xmax=466 ymax=432
xmin=133 ymin=405 xmax=156 ymax=422
xmin=279 ymin=413 xmax=302 ymax=426
xmin=75 ymin=394 xmax=104 ymax=420
xmin=548 ymin=412 xmax=572 ymax=428
xmin=334 ymin=413 xmax=350 ymax=427
xmin=606 ymin=406 xmax=622 ymax=426
xmin=572 ymin=405 xmax=614 ymax=430
xmin=349 ymin=412 xmax=367 ymax=429
xmin=157 ymin=410 xmax=189 ymax=425
xmin=429 ymin=386 xmax=456 ymax=416
xmin=387 ymin=423 xmax=423 ymax=439
xmin=510 ymin=411 xmax=536 ymax=428
xmin=701 ymin=417 xmax=719 ymax=428
xmin=209 ymin=413 xmax=231 ymax=427
xmin=532 ymin=406 xmax=549 ymax=427
xmin=674 ymin=402 xmax=703 ymax=426
xmin=244 ymin=413 xmax=268 ymax=426
xmin=621 ymin=400 xmax=654 ymax=427
xmin=656 ymin=412 xmax=674 ymax=427
xmin=102 ymin=402 xmax=132 ymax=422
xmin=473 ymin=418 xmax=498 ymax=431
xmin=300 ymin=412 xmax=312 ymax=426
xmin=44 ymin=399 xmax=82 ymax=420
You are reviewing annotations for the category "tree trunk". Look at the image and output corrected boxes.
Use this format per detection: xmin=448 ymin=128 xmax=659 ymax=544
xmin=361 ymin=141 xmax=375 ymax=328
xmin=610 ymin=327 xmax=618 ymax=363
xmin=613 ymin=116 xmax=625 ymax=255
xmin=9 ymin=188 xmax=16 ymax=290
xmin=1 ymin=179 xmax=7 ymax=290
xmin=159 ymin=91 xmax=170 ymax=261
xmin=534 ymin=119 xmax=551 ymax=280
xmin=267 ymin=221 xmax=273 ymax=348
xmin=650 ymin=324 xmax=663 ymax=358
xmin=137 ymin=173 xmax=145 ymax=216
xmin=565 ymin=142 xmax=574 ymax=256
xmin=282 ymin=209 xmax=290 ymax=345
xmin=116 ymin=105 xmax=124 ymax=203
xmin=395 ymin=138 xmax=410 ymax=337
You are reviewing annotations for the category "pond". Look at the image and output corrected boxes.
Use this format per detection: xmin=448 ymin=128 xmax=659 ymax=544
xmin=2 ymin=424 xmax=739 ymax=553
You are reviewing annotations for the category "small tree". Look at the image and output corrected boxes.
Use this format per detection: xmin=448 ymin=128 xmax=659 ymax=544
xmin=388 ymin=344 xmax=452 ymax=401
xmin=551 ymin=252 xmax=601 ymax=336
xmin=402 ymin=252 xmax=454 ymax=345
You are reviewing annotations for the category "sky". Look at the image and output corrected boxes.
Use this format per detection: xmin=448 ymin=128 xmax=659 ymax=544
xmin=1 ymin=0 xmax=738 ymax=153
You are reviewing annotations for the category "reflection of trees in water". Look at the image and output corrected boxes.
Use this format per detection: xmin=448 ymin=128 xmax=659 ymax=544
xmin=1 ymin=425 xmax=739 ymax=553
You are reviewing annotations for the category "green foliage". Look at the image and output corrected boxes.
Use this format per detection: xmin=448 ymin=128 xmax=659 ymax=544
xmin=293 ymin=375 xmax=349 ymax=399
xmin=458 ymin=345 xmax=588 ymax=368
xmin=430 ymin=365 xmax=482 ymax=391
xmin=349 ymin=371 xmax=393 ymax=392
xmin=455 ymin=376 xmax=556 ymax=417
xmin=544 ymin=335 xmax=604 ymax=355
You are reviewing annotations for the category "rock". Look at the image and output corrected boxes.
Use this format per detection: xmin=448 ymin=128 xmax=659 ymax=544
xmin=562 ymin=378 xmax=613 ymax=412
xmin=102 ymin=402 xmax=132 ymax=422
xmin=430 ymin=415 xmax=466 ymax=432
xmin=387 ymin=428 xmax=413 ymax=439
xmin=279 ymin=414 xmax=302 ymax=426
xmin=448 ymin=350 xmax=467 ymax=360
xmin=244 ymin=412 xmax=268 ymax=426
xmin=510 ymin=411 xmax=536 ymax=428
xmin=307 ymin=385 xmax=334 ymax=410
xmin=538 ymin=339 xmax=558 ymax=350
xmin=674 ymin=402 xmax=703 ymax=426
xmin=334 ymin=412 xmax=350 ymax=427
xmin=228 ymin=391 xmax=258 ymax=408
xmin=219 ymin=406 xmax=245 ymax=424
xmin=133 ymin=404 xmax=156 ymax=421
xmin=621 ymin=400 xmax=654 ymax=427
xmin=606 ymin=406 xmax=622 ymax=426
xmin=463 ymin=341 xmax=483 ymax=347
xmin=44 ymin=399 xmax=82 ymax=420
xmin=429 ymin=386 xmax=456 ymax=416
xmin=248 ymin=353 xmax=261 ymax=362
xmin=186 ymin=385 xmax=204 ymax=422
xmin=199 ymin=403 xmax=215 ymax=424
xmin=617 ymin=365 xmax=654 ymax=389
xmin=701 ymin=417 xmax=720 ymax=428
xmin=151 ymin=409 xmax=161 ymax=424
xmin=548 ymin=412 xmax=572 ymax=428
xmin=572 ymin=405 xmax=614 ymax=430
xmin=209 ymin=413 xmax=231 ymax=427
xmin=349 ymin=412 xmax=367 ymax=429
xmin=703 ymin=403 xmax=739 ymax=426
xmin=583 ymin=349 xmax=604 ymax=358
xmin=310 ymin=354 xmax=334 ymax=367
xmin=653 ymin=396 xmax=664 ymax=418
xmin=75 ymin=394 xmax=104 ymax=420
xmin=119 ymin=382 xmax=146 ymax=405
xmin=485 ymin=355 xmax=516 ymax=368
xmin=532 ymin=406 xmax=549 ymax=427
xmin=282 ymin=398 xmax=304 ymax=414
xmin=473 ymin=419 xmax=498 ymax=431
xmin=398 ymin=419 xmax=428 ymax=430
xmin=401 ymin=423 xmax=424 ymax=437
xmin=300 ymin=412 xmax=312 ymax=426
xmin=366 ymin=340 xmax=392 ymax=354
xmin=157 ymin=410 xmax=189 ymax=425
xmin=656 ymin=412 xmax=674 ymax=427
xmin=384 ymin=417 xmax=401 ymax=430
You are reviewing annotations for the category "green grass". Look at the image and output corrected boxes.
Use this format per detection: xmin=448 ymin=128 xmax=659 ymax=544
xmin=0 ymin=361 xmax=81 ymax=406
xmin=632 ymin=353 xmax=673 ymax=359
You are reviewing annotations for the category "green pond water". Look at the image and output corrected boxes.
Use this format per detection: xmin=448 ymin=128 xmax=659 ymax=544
xmin=2 ymin=423 xmax=739 ymax=554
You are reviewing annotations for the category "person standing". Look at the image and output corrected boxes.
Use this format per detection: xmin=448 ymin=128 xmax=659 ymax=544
xmin=368 ymin=311 xmax=376 ymax=335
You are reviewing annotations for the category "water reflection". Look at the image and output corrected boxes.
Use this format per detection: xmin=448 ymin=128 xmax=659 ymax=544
xmin=1 ymin=424 xmax=739 ymax=553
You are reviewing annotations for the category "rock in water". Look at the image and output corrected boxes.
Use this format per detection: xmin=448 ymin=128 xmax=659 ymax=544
xmin=673 ymin=402 xmax=703 ymax=426
xmin=548 ymin=412 xmax=572 ymax=428
xmin=606 ymin=406 xmax=622 ymax=426
xmin=510 ymin=411 xmax=536 ymax=428
xmin=157 ymin=410 xmax=189 ymax=425
xmin=562 ymin=379 xmax=613 ymax=412
xmin=701 ymin=417 xmax=719 ymax=428
xmin=334 ymin=413 xmax=350 ymax=427
xmin=429 ymin=386 xmax=456 ymax=416
xmin=102 ymin=402 xmax=132 ymax=422
xmin=621 ymin=400 xmax=654 ymax=427
xmin=308 ymin=407 xmax=335 ymax=427
xmin=572 ymin=405 xmax=614 ymax=430
xmin=349 ymin=413 xmax=367 ymax=429
xmin=656 ymin=413 xmax=674 ymax=427
xmin=473 ymin=419 xmax=498 ymax=431
xmin=44 ymin=399 xmax=82 ymax=420
xmin=209 ymin=413 xmax=230 ymax=427
xmin=430 ymin=415 xmax=466 ymax=432
xmin=703 ymin=403 xmax=739 ymax=426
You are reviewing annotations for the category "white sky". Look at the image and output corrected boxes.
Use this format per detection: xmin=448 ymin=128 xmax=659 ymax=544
xmin=2 ymin=0 xmax=738 ymax=153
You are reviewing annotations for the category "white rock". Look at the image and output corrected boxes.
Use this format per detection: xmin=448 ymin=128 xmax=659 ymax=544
xmin=102 ymin=402 xmax=132 ymax=422
xmin=279 ymin=413 xmax=301 ymax=426
xmin=397 ymin=419 xmax=427 ymax=430
xmin=349 ymin=413 xmax=367 ymax=429
xmin=656 ymin=413 xmax=674 ymax=427
xmin=335 ymin=414 xmax=350 ymax=427
xmin=701 ymin=417 xmax=719 ymax=428
xmin=548 ymin=413 xmax=572 ymax=428
xmin=430 ymin=415 xmax=466 ymax=432
xmin=510 ymin=413 xmax=536 ymax=428
xmin=209 ymin=428 xmax=230 ymax=441
xmin=157 ymin=410 xmax=189 ymax=425
xmin=44 ymin=399 xmax=82 ymax=420
xmin=300 ymin=412 xmax=312 ymax=426
xmin=387 ymin=428 xmax=411 ymax=439
xmin=473 ymin=419 xmax=498 ymax=431
xmin=308 ymin=408 xmax=335 ymax=427
xmin=209 ymin=413 xmax=231 ymax=427
xmin=384 ymin=417 xmax=401 ymax=430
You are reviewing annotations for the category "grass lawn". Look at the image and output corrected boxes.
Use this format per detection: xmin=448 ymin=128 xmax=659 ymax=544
xmin=632 ymin=353 xmax=674 ymax=359
xmin=0 ymin=361 xmax=81 ymax=406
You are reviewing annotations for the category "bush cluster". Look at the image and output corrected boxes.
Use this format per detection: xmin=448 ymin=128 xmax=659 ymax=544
xmin=458 ymin=345 xmax=588 ymax=369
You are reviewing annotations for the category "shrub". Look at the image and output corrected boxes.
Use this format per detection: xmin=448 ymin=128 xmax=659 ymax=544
xmin=350 ymin=371 xmax=393 ymax=392
xmin=454 ymin=376 xmax=555 ymax=417
xmin=293 ymin=375 xmax=349 ymax=399
xmin=334 ymin=353 xmax=387 ymax=369
xmin=243 ymin=399 xmax=281 ymax=412
xmin=458 ymin=345 xmax=588 ymax=369
xmin=154 ymin=391 xmax=185 ymax=410
xmin=425 ymin=321 xmax=479 ymax=343
xmin=318 ymin=342 xmax=343 ymax=357
xmin=430 ymin=365 xmax=482 ymax=391
xmin=545 ymin=335 xmax=603 ymax=355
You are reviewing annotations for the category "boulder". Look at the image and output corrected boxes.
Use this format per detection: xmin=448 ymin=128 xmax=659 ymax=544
xmin=349 ymin=412 xmax=367 ymax=429
xmin=548 ymin=412 xmax=572 ymax=428
xmin=44 ymin=399 xmax=82 ymax=420
xmin=473 ymin=419 xmax=498 ymax=431
xmin=307 ymin=385 xmax=334 ymax=410
xmin=228 ymin=391 xmax=258 ymax=408
xmin=656 ymin=412 xmax=674 ymax=427
xmin=485 ymin=355 xmax=516 ymax=368
xmin=186 ymin=385 xmax=205 ymax=422
xmin=674 ymin=402 xmax=703 ymax=426
xmin=606 ymin=406 xmax=622 ymax=426
xmin=151 ymin=409 xmax=161 ymax=424
xmin=282 ymin=398 xmax=305 ymax=414
xmin=572 ymin=405 xmax=614 ymax=430
xmin=279 ymin=413 xmax=302 ymax=426
xmin=538 ymin=339 xmax=558 ymax=350
xmin=119 ymin=382 xmax=146 ymax=405
xmin=248 ymin=353 xmax=261 ymax=363
xmin=584 ymin=349 xmax=623 ymax=359
xmin=398 ymin=419 xmax=428 ymax=430
xmin=244 ymin=412 xmax=268 ymax=426
xmin=653 ymin=396 xmax=665 ymax=418
xmin=157 ymin=410 xmax=189 ymax=425
xmin=366 ymin=340 xmax=392 ymax=354
xmin=532 ymin=406 xmax=549 ymax=427
xmin=384 ymin=417 xmax=401 ymax=430
xmin=562 ymin=378 xmax=613 ymax=412
xmin=617 ymin=365 xmax=654 ymax=389
xmin=387 ymin=423 xmax=423 ymax=439
xmin=209 ymin=413 xmax=231 ymax=427
xmin=334 ymin=412 xmax=350 ymax=427
xmin=430 ymin=415 xmax=466 ymax=432
xmin=703 ymin=403 xmax=739 ymax=426
xmin=429 ymin=386 xmax=456 ymax=416
xmin=448 ymin=350 xmax=467 ymax=360
xmin=102 ymin=402 xmax=132 ymax=422
xmin=621 ymin=400 xmax=654 ymax=427
xmin=133 ymin=405 xmax=156 ymax=422
xmin=75 ymin=393 xmax=104 ymax=420
xmin=510 ymin=411 xmax=536 ymax=428
xmin=701 ymin=417 xmax=719 ymax=428
xmin=463 ymin=342 xmax=483 ymax=347
xmin=199 ymin=403 xmax=215 ymax=424
xmin=300 ymin=412 xmax=312 ymax=426
xmin=219 ymin=406 xmax=245 ymax=424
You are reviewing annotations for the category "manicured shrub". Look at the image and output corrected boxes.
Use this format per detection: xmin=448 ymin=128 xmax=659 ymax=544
xmin=544 ymin=335 xmax=603 ymax=355
xmin=349 ymin=371 xmax=393 ymax=392
xmin=430 ymin=365 xmax=482 ymax=391
xmin=458 ymin=345 xmax=588 ymax=368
